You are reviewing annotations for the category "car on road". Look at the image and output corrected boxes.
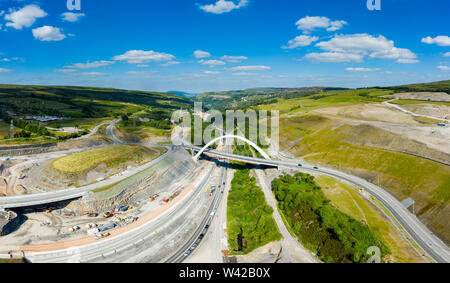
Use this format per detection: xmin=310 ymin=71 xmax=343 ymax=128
xmin=298 ymin=164 xmax=302 ymax=167
xmin=184 ymin=250 xmax=191 ymax=256
xmin=191 ymin=243 xmax=198 ymax=250
xmin=199 ymin=234 xmax=204 ymax=240
xmin=205 ymin=224 xmax=210 ymax=229
xmin=313 ymin=166 xmax=319 ymax=170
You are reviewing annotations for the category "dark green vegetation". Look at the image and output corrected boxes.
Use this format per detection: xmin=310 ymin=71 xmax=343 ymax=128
xmin=227 ymin=169 xmax=281 ymax=254
xmin=0 ymin=85 xmax=192 ymax=118
xmin=196 ymin=87 xmax=338 ymax=110
xmin=383 ymin=80 xmax=450 ymax=94
xmin=272 ymin=173 xmax=389 ymax=263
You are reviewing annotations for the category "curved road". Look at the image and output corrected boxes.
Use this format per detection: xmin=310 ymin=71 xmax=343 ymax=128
xmin=186 ymin=145 xmax=450 ymax=263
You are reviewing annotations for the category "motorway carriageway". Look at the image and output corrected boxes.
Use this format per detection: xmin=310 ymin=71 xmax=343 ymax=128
xmin=187 ymin=146 xmax=450 ymax=264
xmin=23 ymin=161 xmax=217 ymax=262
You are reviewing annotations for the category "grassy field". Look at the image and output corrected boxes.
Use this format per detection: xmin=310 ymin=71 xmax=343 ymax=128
xmin=0 ymin=120 xmax=9 ymax=137
xmin=317 ymin=176 xmax=424 ymax=263
xmin=227 ymin=169 xmax=281 ymax=254
xmin=255 ymin=89 xmax=392 ymax=114
xmin=277 ymin=114 xmax=450 ymax=242
xmin=47 ymin=117 xmax=113 ymax=131
xmin=51 ymin=145 xmax=162 ymax=174
xmin=116 ymin=124 xmax=172 ymax=142
xmin=391 ymin=99 xmax=450 ymax=106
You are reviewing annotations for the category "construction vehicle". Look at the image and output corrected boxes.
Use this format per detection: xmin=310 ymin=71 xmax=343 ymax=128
xmin=68 ymin=226 xmax=80 ymax=232
xmin=80 ymin=211 xmax=90 ymax=216
xmin=103 ymin=210 xmax=114 ymax=218
xmin=118 ymin=205 xmax=129 ymax=212
xmin=149 ymin=194 xmax=159 ymax=201
xmin=85 ymin=223 xmax=97 ymax=229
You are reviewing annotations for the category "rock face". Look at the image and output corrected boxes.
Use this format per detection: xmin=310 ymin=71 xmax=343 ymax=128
xmin=0 ymin=211 xmax=20 ymax=236
xmin=67 ymin=147 xmax=196 ymax=213
xmin=0 ymin=144 xmax=58 ymax=157
xmin=0 ymin=178 xmax=7 ymax=196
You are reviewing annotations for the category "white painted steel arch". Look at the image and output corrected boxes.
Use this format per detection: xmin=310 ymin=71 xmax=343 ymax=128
xmin=193 ymin=135 xmax=271 ymax=160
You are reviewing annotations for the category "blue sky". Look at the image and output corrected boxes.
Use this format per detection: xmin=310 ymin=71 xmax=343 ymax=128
xmin=0 ymin=0 xmax=449 ymax=92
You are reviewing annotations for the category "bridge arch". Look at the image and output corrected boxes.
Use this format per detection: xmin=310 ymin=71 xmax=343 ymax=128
xmin=193 ymin=135 xmax=271 ymax=161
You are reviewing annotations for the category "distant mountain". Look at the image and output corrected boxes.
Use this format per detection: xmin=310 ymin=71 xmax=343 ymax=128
xmin=167 ymin=91 xmax=199 ymax=98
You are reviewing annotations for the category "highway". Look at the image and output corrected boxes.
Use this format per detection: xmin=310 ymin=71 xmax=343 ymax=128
xmin=165 ymin=159 xmax=228 ymax=263
xmin=186 ymin=145 xmax=450 ymax=263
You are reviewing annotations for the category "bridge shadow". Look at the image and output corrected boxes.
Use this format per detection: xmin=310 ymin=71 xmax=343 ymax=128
xmin=198 ymin=155 xmax=273 ymax=170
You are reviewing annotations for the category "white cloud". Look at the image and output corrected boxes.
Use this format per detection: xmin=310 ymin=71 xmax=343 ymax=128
xmin=32 ymin=26 xmax=66 ymax=41
xmin=232 ymin=72 xmax=253 ymax=76
xmin=327 ymin=20 xmax=347 ymax=32
xmin=422 ymin=36 xmax=450 ymax=47
xmin=161 ymin=61 xmax=180 ymax=66
xmin=63 ymin=60 xmax=115 ymax=69
xmin=127 ymin=71 xmax=157 ymax=75
xmin=443 ymin=52 xmax=450 ymax=57
xmin=230 ymin=65 xmax=271 ymax=71
xmin=345 ymin=67 xmax=380 ymax=72
xmin=0 ymin=68 xmax=11 ymax=73
xmin=199 ymin=59 xmax=226 ymax=67
xmin=199 ymin=0 xmax=248 ymax=14
xmin=221 ymin=55 xmax=248 ymax=62
xmin=5 ymin=4 xmax=47 ymax=30
xmin=304 ymin=52 xmax=363 ymax=63
xmin=204 ymin=70 xmax=220 ymax=74
xmin=80 ymin=72 xmax=106 ymax=77
xmin=194 ymin=50 xmax=211 ymax=58
xmin=282 ymin=35 xmax=319 ymax=49
xmin=313 ymin=34 xmax=417 ymax=63
xmin=113 ymin=50 xmax=175 ymax=64
xmin=55 ymin=68 xmax=77 ymax=74
xmin=437 ymin=65 xmax=450 ymax=71
xmin=61 ymin=12 xmax=85 ymax=22
xmin=295 ymin=16 xmax=347 ymax=33
xmin=396 ymin=59 xmax=419 ymax=64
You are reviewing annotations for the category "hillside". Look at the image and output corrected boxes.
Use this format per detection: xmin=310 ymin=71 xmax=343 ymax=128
xmin=0 ymin=85 xmax=193 ymax=144
xmin=0 ymin=85 xmax=192 ymax=118
xmin=383 ymin=80 xmax=450 ymax=94
xmin=195 ymin=87 xmax=343 ymax=110
xmin=250 ymin=85 xmax=450 ymax=244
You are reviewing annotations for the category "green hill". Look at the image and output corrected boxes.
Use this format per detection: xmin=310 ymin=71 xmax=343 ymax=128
xmin=195 ymin=87 xmax=337 ymax=110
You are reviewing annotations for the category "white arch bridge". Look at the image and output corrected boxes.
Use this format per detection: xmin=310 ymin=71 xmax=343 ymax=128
xmin=192 ymin=135 xmax=271 ymax=161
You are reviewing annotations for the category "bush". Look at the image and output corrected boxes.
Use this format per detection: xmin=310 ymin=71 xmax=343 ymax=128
xmin=272 ymin=172 xmax=389 ymax=263
xmin=227 ymin=169 xmax=281 ymax=253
